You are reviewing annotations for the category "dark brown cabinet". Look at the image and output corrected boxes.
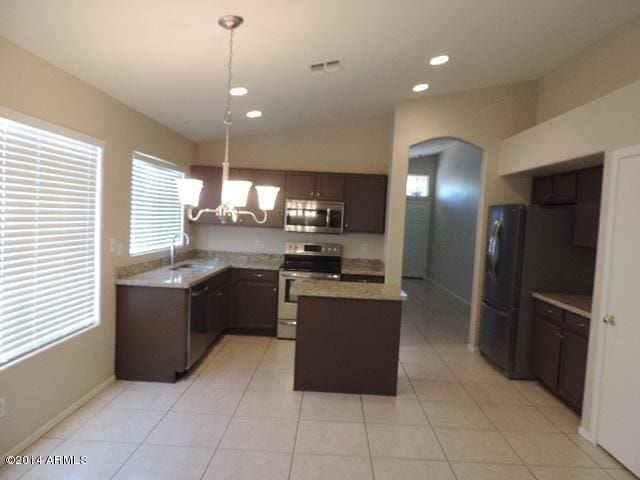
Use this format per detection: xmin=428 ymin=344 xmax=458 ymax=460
xmin=230 ymin=269 xmax=278 ymax=334
xmin=531 ymin=172 xmax=577 ymax=205
xmin=341 ymin=274 xmax=385 ymax=284
xmin=207 ymin=282 xmax=230 ymax=343
xmin=531 ymin=300 xmax=590 ymax=412
xmin=532 ymin=316 xmax=562 ymax=390
xmin=344 ymin=175 xmax=387 ymax=233
xmin=232 ymin=169 xmax=286 ymax=228
xmin=574 ymin=167 xmax=603 ymax=248
xmin=190 ymin=165 xmax=223 ymax=224
xmin=285 ymin=172 xmax=345 ymax=201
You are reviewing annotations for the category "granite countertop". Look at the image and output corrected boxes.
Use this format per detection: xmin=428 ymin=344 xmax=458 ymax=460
xmin=292 ymin=279 xmax=407 ymax=302
xmin=532 ymin=292 xmax=592 ymax=318
xmin=341 ymin=258 xmax=385 ymax=276
xmin=116 ymin=258 xmax=280 ymax=289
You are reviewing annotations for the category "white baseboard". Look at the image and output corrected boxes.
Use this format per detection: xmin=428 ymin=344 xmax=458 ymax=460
xmin=425 ymin=277 xmax=472 ymax=306
xmin=578 ymin=425 xmax=597 ymax=444
xmin=1 ymin=375 xmax=116 ymax=466
xmin=466 ymin=343 xmax=479 ymax=352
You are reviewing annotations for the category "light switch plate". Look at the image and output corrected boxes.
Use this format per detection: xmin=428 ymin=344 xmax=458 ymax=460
xmin=109 ymin=238 xmax=118 ymax=254
xmin=360 ymin=243 xmax=368 ymax=253
xmin=0 ymin=397 xmax=5 ymax=419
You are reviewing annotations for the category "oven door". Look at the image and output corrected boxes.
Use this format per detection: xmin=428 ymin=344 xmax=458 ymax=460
xmin=277 ymin=270 xmax=341 ymax=339
xmin=284 ymin=201 xmax=344 ymax=234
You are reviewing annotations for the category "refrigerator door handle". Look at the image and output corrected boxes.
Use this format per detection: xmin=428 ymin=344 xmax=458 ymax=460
xmin=487 ymin=220 xmax=502 ymax=279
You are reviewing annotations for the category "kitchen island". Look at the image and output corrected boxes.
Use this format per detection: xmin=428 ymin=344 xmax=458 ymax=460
xmin=292 ymin=279 xmax=406 ymax=396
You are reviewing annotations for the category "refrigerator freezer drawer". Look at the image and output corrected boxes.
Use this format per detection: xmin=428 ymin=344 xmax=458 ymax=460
xmin=480 ymin=302 xmax=517 ymax=375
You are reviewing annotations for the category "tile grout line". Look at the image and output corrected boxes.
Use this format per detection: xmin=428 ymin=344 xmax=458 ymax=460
xmin=287 ymin=377 xmax=305 ymax=480
xmin=404 ymin=279 xmax=614 ymax=477
xmin=108 ymin=334 xmax=235 ymax=480
xmin=359 ymin=394 xmax=377 ymax=480
xmin=398 ymin=359 xmax=461 ymax=480
xmin=197 ymin=335 xmax=272 ymax=480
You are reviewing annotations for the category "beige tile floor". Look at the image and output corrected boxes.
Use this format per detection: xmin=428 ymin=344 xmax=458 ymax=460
xmin=1 ymin=279 xmax=636 ymax=480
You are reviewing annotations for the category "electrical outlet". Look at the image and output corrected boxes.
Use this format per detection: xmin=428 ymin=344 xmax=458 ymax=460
xmin=254 ymin=237 xmax=262 ymax=247
xmin=116 ymin=243 xmax=124 ymax=257
xmin=361 ymin=243 xmax=368 ymax=253
xmin=0 ymin=397 xmax=5 ymax=419
xmin=109 ymin=238 xmax=117 ymax=254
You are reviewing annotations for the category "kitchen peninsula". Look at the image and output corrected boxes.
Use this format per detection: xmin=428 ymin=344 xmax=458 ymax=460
xmin=292 ymin=279 xmax=407 ymax=396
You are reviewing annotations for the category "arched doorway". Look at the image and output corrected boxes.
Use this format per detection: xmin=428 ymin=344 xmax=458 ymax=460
xmin=401 ymin=137 xmax=484 ymax=345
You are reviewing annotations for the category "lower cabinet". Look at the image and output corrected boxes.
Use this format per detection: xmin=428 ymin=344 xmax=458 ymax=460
xmin=229 ymin=269 xmax=278 ymax=335
xmin=207 ymin=282 xmax=230 ymax=343
xmin=532 ymin=301 xmax=590 ymax=412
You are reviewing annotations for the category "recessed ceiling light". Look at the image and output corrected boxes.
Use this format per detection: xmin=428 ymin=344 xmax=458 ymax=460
xmin=412 ymin=83 xmax=430 ymax=93
xmin=246 ymin=110 xmax=262 ymax=118
xmin=229 ymin=87 xmax=248 ymax=96
xmin=429 ymin=55 xmax=450 ymax=66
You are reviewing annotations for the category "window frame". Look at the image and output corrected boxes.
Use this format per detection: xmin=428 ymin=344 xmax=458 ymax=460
xmin=0 ymin=106 xmax=104 ymax=370
xmin=406 ymin=174 xmax=430 ymax=198
xmin=128 ymin=151 xmax=186 ymax=257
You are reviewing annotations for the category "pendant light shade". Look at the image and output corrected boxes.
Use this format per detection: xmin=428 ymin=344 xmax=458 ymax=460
xmin=222 ymin=180 xmax=253 ymax=208
xmin=176 ymin=178 xmax=204 ymax=207
xmin=256 ymin=186 xmax=280 ymax=211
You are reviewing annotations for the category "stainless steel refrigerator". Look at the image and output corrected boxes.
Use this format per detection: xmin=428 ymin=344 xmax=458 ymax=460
xmin=480 ymin=204 xmax=596 ymax=379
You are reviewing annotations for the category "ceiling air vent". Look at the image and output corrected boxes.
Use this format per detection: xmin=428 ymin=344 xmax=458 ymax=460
xmin=310 ymin=59 xmax=342 ymax=75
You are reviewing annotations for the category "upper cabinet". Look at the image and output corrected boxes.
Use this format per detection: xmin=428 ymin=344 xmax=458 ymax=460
xmin=530 ymin=166 xmax=603 ymax=249
xmin=531 ymin=172 xmax=577 ymax=205
xmin=232 ymin=169 xmax=286 ymax=228
xmin=190 ymin=165 xmax=223 ymax=225
xmin=285 ymin=172 xmax=345 ymax=201
xmin=344 ymin=175 xmax=387 ymax=233
xmin=574 ymin=166 xmax=603 ymax=249
xmin=190 ymin=166 xmax=387 ymax=234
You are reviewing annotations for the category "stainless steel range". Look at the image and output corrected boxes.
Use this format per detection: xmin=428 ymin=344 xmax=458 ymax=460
xmin=277 ymin=242 xmax=342 ymax=339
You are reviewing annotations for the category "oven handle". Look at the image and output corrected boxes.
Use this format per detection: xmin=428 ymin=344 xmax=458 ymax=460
xmin=280 ymin=272 xmax=341 ymax=281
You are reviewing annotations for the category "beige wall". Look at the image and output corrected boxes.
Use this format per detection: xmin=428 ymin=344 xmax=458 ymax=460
xmin=198 ymin=114 xmax=392 ymax=174
xmin=536 ymin=15 xmax=640 ymax=122
xmin=0 ymin=36 xmax=198 ymax=456
xmin=385 ymin=82 xmax=538 ymax=346
xmin=195 ymin=115 xmax=393 ymax=258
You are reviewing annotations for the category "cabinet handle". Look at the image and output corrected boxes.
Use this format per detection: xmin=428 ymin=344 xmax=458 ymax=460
xmin=577 ymin=322 xmax=586 ymax=328
xmin=253 ymin=273 xmax=264 ymax=278
xmin=555 ymin=332 xmax=565 ymax=339
xmin=546 ymin=309 xmax=555 ymax=314
xmin=216 ymin=292 xmax=224 ymax=297
xmin=310 ymin=192 xmax=314 ymax=197
xmin=273 ymin=288 xmax=277 ymax=292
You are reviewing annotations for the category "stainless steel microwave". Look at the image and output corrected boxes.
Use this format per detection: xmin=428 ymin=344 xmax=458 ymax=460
xmin=284 ymin=200 xmax=344 ymax=234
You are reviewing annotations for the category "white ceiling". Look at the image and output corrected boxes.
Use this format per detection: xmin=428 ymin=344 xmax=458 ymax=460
xmin=1 ymin=0 xmax=638 ymax=141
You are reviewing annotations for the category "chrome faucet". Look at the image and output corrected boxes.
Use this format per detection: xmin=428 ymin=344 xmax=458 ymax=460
xmin=170 ymin=232 xmax=191 ymax=266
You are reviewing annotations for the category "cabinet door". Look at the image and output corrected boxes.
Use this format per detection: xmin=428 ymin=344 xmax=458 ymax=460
xmin=344 ymin=175 xmax=387 ymax=233
xmin=531 ymin=176 xmax=554 ymax=205
xmin=286 ymin=172 xmax=316 ymax=200
xmin=235 ymin=280 xmax=278 ymax=331
xmin=190 ymin=166 xmax=223 ymax=224
xmin=574 ymin=167 xmax=603 ymax=248
xmin=235 ymin=169 xmax=286 ymax=228
xmin=531 ymin=316 xmax=563 ymax=390
xmin=558 ymin=330 xmax=588 ymax=412
xmin=315 ymin=174 xmax=345 ymax=201
xmin=206 ymin=283 xmax=229 ymax=344
xmin=552 ymin=172 xmax=578 ymax=204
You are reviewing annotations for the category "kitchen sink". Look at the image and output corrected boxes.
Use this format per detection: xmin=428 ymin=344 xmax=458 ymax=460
xmin=170 ymin=263 xmax=214 ymax=272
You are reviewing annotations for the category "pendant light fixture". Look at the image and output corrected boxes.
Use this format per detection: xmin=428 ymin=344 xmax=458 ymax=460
xmin=177 ymin=15 xmax=280 ymax=224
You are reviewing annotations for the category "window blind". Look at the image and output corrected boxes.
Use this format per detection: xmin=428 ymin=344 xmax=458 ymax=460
xmin=0 ymin=115 xmax=101 ymax=367
xmin=129 ymin=152 xmax=184 ymax=256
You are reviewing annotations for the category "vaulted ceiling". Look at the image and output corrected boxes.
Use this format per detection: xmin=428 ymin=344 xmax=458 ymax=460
xmin=1 ymin=0 xmax=638 ymax=140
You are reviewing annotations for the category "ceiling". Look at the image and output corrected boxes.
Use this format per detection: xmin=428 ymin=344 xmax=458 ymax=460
xmin=1 ymin=1 xmax=638 ymax=141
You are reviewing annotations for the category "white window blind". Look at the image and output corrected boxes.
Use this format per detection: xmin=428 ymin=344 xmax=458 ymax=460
xmin=406 ymin=174 xmax=430 ymax=198
xmin=0 ymin=115 xmax=101 ymax=367
xmin=129 ymin=152 xmax=184 ymax=256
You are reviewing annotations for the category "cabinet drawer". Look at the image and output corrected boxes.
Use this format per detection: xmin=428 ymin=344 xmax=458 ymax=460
xmin=235 ymin=269 xmax=278 ymax=283
xmin=564 ymin=311 xmax=590 ymax=337
xmin=535 ymin=301 xmax=563 ymax=325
